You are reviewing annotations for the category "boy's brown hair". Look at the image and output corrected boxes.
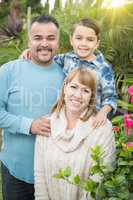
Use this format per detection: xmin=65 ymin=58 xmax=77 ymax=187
xmin=71 ymin=18 xmax=100 ymax=40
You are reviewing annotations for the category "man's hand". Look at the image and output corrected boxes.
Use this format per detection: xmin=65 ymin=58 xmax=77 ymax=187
xmin=19 ymin=49 xmax=31 ymax=59
xmin=30 ymin=117 xmax=51 ymax=136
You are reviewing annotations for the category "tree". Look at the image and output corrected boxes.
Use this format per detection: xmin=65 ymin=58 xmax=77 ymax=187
xmin=43 ymin=0 xmax=50 ymax=15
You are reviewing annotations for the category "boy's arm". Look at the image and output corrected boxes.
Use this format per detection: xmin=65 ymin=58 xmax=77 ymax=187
xmin=54 ymin=53 xmax=65 ymax=68
xmin=92 ymin=105 xmax=112 ymax=128
xmin=100 ymin=64 xmax=117 ymax=115
xmin=92 ymin=64 xmax=117 ymax=128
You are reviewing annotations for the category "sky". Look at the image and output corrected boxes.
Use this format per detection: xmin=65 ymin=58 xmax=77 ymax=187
xmin=41 ymin=0 xmax=77 ymax=12
xmin=41 ymin=0 xmax=133 ymax=10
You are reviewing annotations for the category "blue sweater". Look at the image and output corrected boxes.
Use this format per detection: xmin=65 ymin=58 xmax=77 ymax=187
xmin=0 ymin=59 xmax=65 ymax=183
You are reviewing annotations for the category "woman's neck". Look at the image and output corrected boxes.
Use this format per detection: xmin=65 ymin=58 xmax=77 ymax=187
xmin=65 ymin=109 xmax=80 ymax=130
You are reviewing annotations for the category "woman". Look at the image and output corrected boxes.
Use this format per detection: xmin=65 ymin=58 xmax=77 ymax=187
xmin=34 ymin=67 xmax=116 ymax=200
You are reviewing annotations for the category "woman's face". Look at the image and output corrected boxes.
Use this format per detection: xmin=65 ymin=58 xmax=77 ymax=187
xmin=64 ymin=75 xmax=92 ymax=115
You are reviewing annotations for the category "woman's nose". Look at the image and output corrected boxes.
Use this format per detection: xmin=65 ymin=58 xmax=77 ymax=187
xmin=74 ymin=89 xmax=82 ymax=97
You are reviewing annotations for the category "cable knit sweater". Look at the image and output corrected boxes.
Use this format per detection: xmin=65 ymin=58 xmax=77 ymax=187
xmin=34 ymin=109 xmax=116 ymax=200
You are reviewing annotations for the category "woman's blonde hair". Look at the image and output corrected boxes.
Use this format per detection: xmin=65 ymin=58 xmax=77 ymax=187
xmin=52 ymin=67 xmax=97 ymax=121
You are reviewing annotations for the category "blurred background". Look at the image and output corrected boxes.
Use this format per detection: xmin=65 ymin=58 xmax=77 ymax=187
xmin=0 ymin=0 xmax=133 ymax=199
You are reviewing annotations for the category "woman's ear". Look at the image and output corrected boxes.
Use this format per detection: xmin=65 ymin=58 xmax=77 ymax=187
xmin=63 ymin=82 xmax=67 ymax=96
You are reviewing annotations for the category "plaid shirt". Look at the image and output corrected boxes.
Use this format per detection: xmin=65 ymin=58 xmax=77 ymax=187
xmin=54 ymin=51 xmax=117 ymax=116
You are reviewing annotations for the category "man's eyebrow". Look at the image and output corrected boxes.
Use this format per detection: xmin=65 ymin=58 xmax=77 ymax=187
xmin=32 ymin=34 xmax=41 ymax=37
xmin=47 ymin=34 xmax=57 ymax=37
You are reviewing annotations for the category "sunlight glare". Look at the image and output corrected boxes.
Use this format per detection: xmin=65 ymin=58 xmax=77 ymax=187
xmin=108 ymin=0 xmax=126 ymax=8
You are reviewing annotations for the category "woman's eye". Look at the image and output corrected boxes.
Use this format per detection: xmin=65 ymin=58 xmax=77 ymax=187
xmin=84 ymin=89 xmax=90 ymax=93
xmin=70 ymin=85 xmax=77 ymax=89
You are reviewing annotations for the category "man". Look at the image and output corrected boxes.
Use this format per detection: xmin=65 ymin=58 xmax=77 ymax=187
xmin=0 ymin=15 xmax=65 ymax=200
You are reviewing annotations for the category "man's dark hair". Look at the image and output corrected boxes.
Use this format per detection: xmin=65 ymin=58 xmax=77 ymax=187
xmin=31 ymin=15 xmax=59 ymax=29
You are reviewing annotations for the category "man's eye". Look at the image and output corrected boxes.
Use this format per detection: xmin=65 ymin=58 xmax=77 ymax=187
xmin=48 ymin=37 xmax=56 ymax=40
xmin=75 ymin=37 xmax=81 ymax=40
xmin=34 ymin=37 xmax=41 ymax=40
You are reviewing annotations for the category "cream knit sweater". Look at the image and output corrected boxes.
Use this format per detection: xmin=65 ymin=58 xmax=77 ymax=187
xmin=34 ymin=109 xmax=116 ymax=200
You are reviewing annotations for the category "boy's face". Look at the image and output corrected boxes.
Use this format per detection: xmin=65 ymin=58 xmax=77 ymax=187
xmin=70 ymin=25 xmax=100 ymax=61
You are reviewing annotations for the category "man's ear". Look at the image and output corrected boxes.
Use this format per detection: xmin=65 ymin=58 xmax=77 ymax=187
xmin=28 ymin=38 xmax=31 ymax=48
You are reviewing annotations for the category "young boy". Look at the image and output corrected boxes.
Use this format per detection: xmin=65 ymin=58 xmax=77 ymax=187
xmin=21 ymin=18 xmax=117 ymax=128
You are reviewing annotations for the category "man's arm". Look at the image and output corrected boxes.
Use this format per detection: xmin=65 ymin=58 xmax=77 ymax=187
xmin=0 ymin=63 xmax=50 ymax=136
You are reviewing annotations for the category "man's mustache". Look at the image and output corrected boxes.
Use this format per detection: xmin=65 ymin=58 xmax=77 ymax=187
xmin=37 ymin=47 xmax=52 ymax=52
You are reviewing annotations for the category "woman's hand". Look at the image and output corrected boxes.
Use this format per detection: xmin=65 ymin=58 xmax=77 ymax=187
xmin=19 ymin=48 xmax=31 ymax=59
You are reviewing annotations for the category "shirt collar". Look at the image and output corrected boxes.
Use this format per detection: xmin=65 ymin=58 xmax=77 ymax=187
xmin=68 ymin=50 xmax=105 ymax=67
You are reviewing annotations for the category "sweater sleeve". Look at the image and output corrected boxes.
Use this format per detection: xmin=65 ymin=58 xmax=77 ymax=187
xmin=34 ymin=135 xmax=49 ymax=200
xmin=0 ymin=64 xmax=33 ymax=135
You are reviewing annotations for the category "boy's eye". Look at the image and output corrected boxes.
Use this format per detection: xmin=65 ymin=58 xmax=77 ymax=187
xmin=75 ymin=37 xmax=81 ymax=40
xmin=87 ymin=37 xmax=95 ymax=41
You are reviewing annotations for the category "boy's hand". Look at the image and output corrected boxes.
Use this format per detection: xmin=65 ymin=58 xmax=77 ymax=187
xmin=19 ymin=49 xmax=31 ymax=59
xmin=92 ymin=105 xmax=112 ymax=128
xmin=92 ymin=110 xmax=108 ymax=128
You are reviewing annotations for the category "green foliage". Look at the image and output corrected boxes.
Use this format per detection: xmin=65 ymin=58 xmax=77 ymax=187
xmin=52 ymin=2 xmax=133 ymax=76
xmin=54 ymin=125 xmax=133 ymax=200
xmin=0 ymin=31 xmax=27 ymax=65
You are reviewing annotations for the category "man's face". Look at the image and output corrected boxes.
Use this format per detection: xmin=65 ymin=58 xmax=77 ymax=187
xmin=28 ymin=22 xmax=59 ymax=66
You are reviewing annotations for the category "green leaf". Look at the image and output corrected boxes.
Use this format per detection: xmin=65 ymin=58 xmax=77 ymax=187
xmin=128 ymin=160 xmax=133 ymax=166
xmin=81 ymin=179 xmax=97 ymax=192
xmin=117 ymin=189 xmax=129 ymax=199
xmin=90 ymin=165 xmax=101 ymax=175
xmin=63 ymin=166 xmax=71 ymax=177
xmin=107 ymin=198 xmax=121 ymax=200
xmin=114 ymin=175 xmax=127 ymax=185
xmin=53 ymin=169 xmax=64 ymax=179
xmin=72 ymin=175 xmax=81 ymax=185
xmin=117 ymin=160 xmax=128 ymax=166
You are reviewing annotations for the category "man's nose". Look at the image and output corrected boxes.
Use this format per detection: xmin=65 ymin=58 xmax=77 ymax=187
xmin=41 ymin=39 xmax=49 ymax=46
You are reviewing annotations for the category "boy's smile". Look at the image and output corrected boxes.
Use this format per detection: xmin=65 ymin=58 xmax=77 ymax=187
xmin=70 ymin=25 xmax=100 ymax=61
